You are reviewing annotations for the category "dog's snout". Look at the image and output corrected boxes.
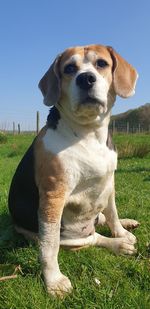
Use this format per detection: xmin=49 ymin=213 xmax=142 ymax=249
xmin=76 ymin=72 xmax=96 ymax=90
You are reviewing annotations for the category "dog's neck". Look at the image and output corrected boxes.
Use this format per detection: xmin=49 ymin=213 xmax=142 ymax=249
xmin=51 ymin=105 xmax=111 ymax=145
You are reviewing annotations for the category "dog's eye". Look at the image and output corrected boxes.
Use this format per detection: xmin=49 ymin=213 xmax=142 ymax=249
xmin=64 ymin=63 xmax=77 ymax=74
xmin=96 ymin=59 xmax=108 ymax=68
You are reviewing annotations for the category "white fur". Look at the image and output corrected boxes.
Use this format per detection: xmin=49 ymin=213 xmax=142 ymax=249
xmin=38 ymin=219 xmax=73 ymax=295
xmin=85 ymin=50 xmax=97 ymax=62
xmin=43 ymin=117 xmax=117 ymax=240
xmin=39 ymin=220 xmax=61 ymax=281
xmin=60 ymin=232 xmax=137 ymax=255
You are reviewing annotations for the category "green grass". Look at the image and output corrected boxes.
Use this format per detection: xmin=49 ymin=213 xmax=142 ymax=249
xmin=0 ymin=132 xmax=7 ymax=144
xmin=113 ymin=133 xmax=150 ymax=158
xmin=0 ymin=133 xmax=150 ymax=309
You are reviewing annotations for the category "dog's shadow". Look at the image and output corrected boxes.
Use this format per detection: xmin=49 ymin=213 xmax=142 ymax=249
xmin=0 ymin=212 xmax=40 ymax=275
xmin=0 ymin=212 xmax=25 ymax=247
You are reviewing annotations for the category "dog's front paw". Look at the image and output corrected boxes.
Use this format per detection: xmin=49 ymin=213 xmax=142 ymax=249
xmin=113 ymin=227 xmax=137 ymax=244
xmin=124 ymin=230 xmax=137 ymax=244
xmin=112 ymin=236 xmax=137 ymax=256
xmin=46 ymin=274 xmax=73 ymax=298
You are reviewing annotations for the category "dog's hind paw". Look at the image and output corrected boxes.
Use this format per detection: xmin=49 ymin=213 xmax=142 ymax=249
xmin=120 ymin=219 xmax=140 ymax=230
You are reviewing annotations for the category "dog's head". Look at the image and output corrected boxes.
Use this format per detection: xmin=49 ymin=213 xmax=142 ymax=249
xmin=39 ymin=45 xmax=138 ymax=124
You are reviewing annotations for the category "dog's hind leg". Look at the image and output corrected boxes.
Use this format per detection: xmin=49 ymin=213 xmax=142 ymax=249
xmin=15 ymin=225 xmax=39 ymax=242
xmin=60 ymin=232 xmax=137 ymax=255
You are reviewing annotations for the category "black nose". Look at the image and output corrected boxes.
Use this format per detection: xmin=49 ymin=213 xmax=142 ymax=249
xmin=76 ymin=72 xmax=96 ymax=90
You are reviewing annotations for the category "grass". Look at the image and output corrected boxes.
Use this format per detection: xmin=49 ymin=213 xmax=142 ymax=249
xmin=0 ymin=133 xmax=150 ymax=308
xmin=113 ymin=133 xmax=150 ymax=158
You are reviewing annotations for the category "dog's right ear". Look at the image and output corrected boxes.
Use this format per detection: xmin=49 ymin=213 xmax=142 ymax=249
xmin=38 ymin=54 xmax=62 ymax=106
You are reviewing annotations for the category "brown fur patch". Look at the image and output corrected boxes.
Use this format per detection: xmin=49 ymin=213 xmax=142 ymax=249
xmin=34 ymin=128 xmax=67 ymax=223
xmin=59 ymin=44 xmax=113 ymax=74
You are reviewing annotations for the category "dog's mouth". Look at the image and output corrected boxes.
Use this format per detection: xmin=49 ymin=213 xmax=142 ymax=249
xmin=81 ymin=96 xmax=105 ymax=107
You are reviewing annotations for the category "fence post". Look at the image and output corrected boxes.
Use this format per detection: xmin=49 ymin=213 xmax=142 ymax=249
xmin=36 ymin=111 xmax=40 ymax=135
xmin=18 ymin=124 xmax=21 ymax=134
xmin=13 ymin=122 xmax=15 ymax=135
xmin=127 ymin=122 xmax=129 ymax=134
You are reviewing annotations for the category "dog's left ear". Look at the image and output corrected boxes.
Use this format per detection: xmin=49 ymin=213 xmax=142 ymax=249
xmin=107 ymin=46 xmax=138 ymax=98
xmin=38 ymin=54 xmax=62 ymax=106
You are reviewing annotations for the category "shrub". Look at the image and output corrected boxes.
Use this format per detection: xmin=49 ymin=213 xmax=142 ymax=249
xmin=118 ymin=142 xmax=150 ymax=158
xmin=7 ymin=143 xmax=21 ymax=157
xmin=0 ymin=132 xmax=7 ymax=144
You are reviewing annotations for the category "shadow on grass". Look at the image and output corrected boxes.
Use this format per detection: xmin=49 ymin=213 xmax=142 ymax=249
xmin=96 ymin=225 xmax=111 ymax=237
xmin=143 ymin=176 xmax=150 ymax=182
xmin=0 ymin=213 xmax=32 ymax=258
xmin=0 ymin=212 xmax=40 ymax=276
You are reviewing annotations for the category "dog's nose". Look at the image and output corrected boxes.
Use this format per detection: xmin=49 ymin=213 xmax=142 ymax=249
xmin=76 ymin=72 xmax=96 ymax=90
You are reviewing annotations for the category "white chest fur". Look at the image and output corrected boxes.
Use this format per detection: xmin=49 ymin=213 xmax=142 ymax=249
xmin=43 ymin=121 xmax=117 ymax=238
xmin=43 ymin=124 xmax=117 ymax=183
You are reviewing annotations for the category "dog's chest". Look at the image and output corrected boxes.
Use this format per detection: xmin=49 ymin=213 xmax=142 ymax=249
xmin=43 ymin=127 xmax=117 ymax=201
xmin=43 ymin=127 xmax=117 ymax=238
xmin=63 ymin=136 xmax=117 ymax=193
xmin=61 ymin=138 xmax=117 ymax=239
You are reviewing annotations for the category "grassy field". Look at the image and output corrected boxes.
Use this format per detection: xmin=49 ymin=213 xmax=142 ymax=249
xmin=0 ymin=133 xmax=150 ymax=309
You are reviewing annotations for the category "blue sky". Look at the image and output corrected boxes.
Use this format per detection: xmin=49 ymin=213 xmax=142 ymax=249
xmin=0 ymin=0 xmax=150 ymax=131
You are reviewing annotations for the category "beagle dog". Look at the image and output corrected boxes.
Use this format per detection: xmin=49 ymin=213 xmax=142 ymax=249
xmin=8 ymin=44 xmax=139 ymax=297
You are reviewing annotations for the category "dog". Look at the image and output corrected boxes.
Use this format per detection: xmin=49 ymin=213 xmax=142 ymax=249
xmin=8 ymin=44 xmax=139 ymax=297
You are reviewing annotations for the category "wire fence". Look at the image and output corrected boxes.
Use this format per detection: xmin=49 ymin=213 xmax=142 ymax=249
xmin=0 ymin=112 xmax=150 ymax=134
xmin=109 ymin=120 xmax=150 ymax=134
xmin=0 ymin=111 xmax=41 ymax=134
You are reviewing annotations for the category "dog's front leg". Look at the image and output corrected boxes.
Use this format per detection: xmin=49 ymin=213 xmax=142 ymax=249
xmin=103 ymin=189 xmax=137 ymax=244
xmin=38 ymin=191 xmax=72 ymax=297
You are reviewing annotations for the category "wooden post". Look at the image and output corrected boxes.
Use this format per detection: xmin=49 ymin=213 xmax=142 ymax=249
xmin=13 ymin=122 xmax=15 ymax=135
xmin=18 ymin=124 xmax=20 ymax=134
xmin=36 ymin=111 xmax=40 ymax=135
xmin=127 ymin=122 xmax=129 ymax=134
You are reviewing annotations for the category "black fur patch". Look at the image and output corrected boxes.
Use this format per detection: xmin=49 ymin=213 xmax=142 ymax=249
xmin=8 ymin=141 xmax=39 ymax=232
xmin=47 ymin=106 xmax=60 ymax=129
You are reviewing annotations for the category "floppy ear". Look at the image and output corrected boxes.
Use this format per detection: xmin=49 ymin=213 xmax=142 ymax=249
xmin=38 ymin=54 xmax=62 ymax=106
xmin=107 ymin=46 xmax=138 ymax=98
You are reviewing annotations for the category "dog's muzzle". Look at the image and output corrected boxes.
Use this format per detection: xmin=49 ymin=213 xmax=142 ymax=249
xmin=76 ymin=72 xmax=105 ymax=108
xmin=75 ymin=71 xmax=106 ymax=110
